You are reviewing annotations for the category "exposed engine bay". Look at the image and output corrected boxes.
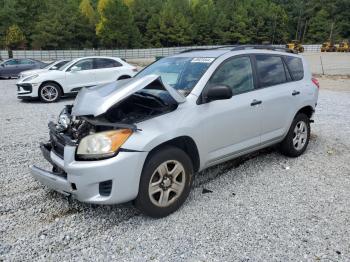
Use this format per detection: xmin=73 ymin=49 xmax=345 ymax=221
xmin=55 ymin=87 xmax=178 ymax=142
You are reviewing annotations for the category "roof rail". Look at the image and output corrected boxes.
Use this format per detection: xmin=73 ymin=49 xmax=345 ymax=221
xmin=231 ymin=45 xmax=297 ymax=53
xmin=180 ymin=47 xmax=220 ymax=53
xmin=179 ymin=45 xmax=298 ymax=54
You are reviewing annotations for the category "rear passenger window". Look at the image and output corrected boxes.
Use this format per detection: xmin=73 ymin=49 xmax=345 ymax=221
xmin=256 ymin=55 xmax=286 ymax=87
xmin=208 ymin=56 xmax=254 ymax=95
xmin=285 ymin=56 xmax=304 ymax=81
xmin=95 ymin=58 xmax=122 ymax=69
xmin=19 ymin=59 xmax=34 ymax=64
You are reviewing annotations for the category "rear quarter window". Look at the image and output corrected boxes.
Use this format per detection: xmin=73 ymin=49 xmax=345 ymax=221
xmin=285 ymin=56 xmax=304 ymax=81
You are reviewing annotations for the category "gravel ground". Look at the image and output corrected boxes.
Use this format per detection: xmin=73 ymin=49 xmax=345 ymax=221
xmin=1 ymin=78 xmax=350 ymax=261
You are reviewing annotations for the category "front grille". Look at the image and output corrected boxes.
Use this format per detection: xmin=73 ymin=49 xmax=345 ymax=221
xmin=99 ymin=180 xmax=113 ymax=196
xmin=50 ymin=131 xmax=65 ymax=159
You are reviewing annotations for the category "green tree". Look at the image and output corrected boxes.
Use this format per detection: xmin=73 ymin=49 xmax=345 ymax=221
xmin=131 ymin=0 xmax=162 ymax=45
xmin=31 ymin=0 xmax=96 ymax=49
xmin=154 ymin=0 xmax=193 ymax=46
xmin=80 ymin=0 xmax=96 ymax=25
xmin=96 ymin=0 xmax=141 ymax=48
xmin=145 ymin=14 xmax=162 ymax=47
xmin=5 ymin=24 xmax=26 ymax=49
xmin=307 ymin=9 xmax=331 ymax=43
xmin=191 ymin=0 xmax=220 ymax=45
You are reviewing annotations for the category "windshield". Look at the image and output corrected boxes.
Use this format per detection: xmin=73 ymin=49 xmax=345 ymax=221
xmin=135 ymin=57 xmax=214 ymax=95
xmin=58 ymin=60 xmax=76 ymax=71
xmin=43 ymin=61 xmax=55 ymax=69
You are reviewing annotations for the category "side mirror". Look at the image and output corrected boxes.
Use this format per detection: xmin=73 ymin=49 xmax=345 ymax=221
xmin=50 ymin=66 xmax=58 ymax=70
xmin=70 ymin=66 xmax=80 ymax=72
xmin=204 ymin=85 xmax=233 ymax=103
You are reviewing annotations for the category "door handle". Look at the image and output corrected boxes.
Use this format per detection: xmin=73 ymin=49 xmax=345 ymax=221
xmin=250 ymin=99 xmax=262 ymax=106
xmin=292 ymin=90 xmax=300 ymax=96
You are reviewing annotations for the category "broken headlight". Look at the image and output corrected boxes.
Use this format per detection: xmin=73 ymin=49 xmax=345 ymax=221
xmin=58 ymin=107 xmax=71 ymax=130
xmin=76 ymin=129 xmax=133 ymax=160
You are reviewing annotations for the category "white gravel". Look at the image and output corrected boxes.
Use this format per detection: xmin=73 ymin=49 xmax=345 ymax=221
xmin=1 ymin=79 xmax=350 ymax=261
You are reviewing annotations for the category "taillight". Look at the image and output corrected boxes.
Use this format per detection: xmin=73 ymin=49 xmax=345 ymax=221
xmin=312 ymin=78 xmax=320 ymax=89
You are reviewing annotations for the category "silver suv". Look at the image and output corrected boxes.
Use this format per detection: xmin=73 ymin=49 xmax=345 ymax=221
xmin=30 ymin=46 xmax=319 ymax=217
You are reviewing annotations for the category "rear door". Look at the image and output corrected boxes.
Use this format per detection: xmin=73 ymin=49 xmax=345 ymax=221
xmin=65 ymin=58 xmax=96 ymax=91
xmin=194 ymin=55 xmax=262 ymax=166
xmin=253 ymin=54 xmax=297 ymax=143
xmin=93 ymin=58 xmax=123 ymax=85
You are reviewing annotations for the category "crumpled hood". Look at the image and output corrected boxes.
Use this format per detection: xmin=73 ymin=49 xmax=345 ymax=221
xmin=71 ymin=74 xmax=185 ymax=117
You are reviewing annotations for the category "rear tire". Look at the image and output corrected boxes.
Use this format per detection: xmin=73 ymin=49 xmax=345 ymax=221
xmin=279 ymin=113 xmax=310 ymax=157
xmin=135 ymin=146 xmax=193 ymax=218
xmin=38 ymin=82 xmax=62 ymax=103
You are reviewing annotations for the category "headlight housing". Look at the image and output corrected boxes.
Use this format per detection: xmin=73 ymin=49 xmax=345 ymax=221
xmin=57 ymin=107 xmax=71 ymax=130
xmin=76 ymin=129 xmax=133 ymax=160
xmin=23 ymin=74 xmax=39 ymax=82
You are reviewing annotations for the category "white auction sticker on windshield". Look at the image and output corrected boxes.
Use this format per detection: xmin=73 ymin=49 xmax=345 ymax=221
xmin=191 ymin=57 xmax=215 ymax=63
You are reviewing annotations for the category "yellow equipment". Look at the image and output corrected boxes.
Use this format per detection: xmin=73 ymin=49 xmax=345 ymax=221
xmin=321 ymin=41 xmax=337 ymax=52
xmin=337 ymin=41 xmax=350 ymax=52
xmin=286 ymin=40 xmax=304 ymax=53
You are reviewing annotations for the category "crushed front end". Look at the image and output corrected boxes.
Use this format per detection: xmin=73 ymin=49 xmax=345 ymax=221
xmin=30 ymin=105 xmax=148 ymax=204
xmin=30 ymin=75 xmax=184 ymax=204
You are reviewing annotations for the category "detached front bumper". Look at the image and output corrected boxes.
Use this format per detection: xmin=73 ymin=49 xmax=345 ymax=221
xmin=30 ymin=142 xmax=148 ymax=205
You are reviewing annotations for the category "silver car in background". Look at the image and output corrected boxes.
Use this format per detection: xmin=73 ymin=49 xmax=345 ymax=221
xmin=30 ymin=46 xmax=319 ymax=217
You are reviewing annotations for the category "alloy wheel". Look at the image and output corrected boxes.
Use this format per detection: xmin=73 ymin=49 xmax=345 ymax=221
xmin=293 ymin=121 xmax=308 ymax=151
xmin=40 ymin=85 xmax=58 ymax=102
xmin=148 ymin=160 xmax=186 ymax=208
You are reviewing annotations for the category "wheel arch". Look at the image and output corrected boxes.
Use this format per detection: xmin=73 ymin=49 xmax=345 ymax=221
xmin=296 ymin=105 xmax=314 ymax=119
xmin=146 ymin=136 xmax=200 ymax=173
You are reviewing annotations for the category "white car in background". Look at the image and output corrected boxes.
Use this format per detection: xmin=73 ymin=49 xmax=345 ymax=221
xmin=18 ymin=59 xmax=70 ymax=79
xmin=17 ymin=56 xmax=137 ymax=102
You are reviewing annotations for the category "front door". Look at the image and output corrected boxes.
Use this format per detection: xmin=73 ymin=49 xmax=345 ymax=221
xmin=1 ymin=59 xmax=19 ymax=77
xmin=65 ymin=58 xmax=96 ymax=92
xmin=194 ymin=56 xmax=262 ymax=167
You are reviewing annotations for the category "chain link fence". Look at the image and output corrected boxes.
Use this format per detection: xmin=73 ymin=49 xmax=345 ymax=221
xmin=0 ymin=45 xmax=323 ymax=61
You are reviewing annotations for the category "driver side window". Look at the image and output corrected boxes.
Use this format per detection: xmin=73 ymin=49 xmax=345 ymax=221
xmin=70 ymin=59 xmax=93 ymax=71
xmin=208 ymin=56 xmax=254 ymax=95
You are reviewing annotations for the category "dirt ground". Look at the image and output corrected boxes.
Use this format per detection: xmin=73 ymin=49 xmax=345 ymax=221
xmin=316 ymin=75 xmax=350 ymax=92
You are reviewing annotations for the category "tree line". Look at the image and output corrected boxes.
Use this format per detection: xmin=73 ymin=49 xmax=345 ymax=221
xmin=0 ymin=0 xmax=349 ymax=50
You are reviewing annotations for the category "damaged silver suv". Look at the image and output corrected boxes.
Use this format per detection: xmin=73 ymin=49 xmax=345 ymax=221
xmin=30 ymin=46 xmax=319 ymax=217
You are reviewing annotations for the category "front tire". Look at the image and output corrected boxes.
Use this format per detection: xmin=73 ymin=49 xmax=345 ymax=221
xmin=135 ymin=146 xmax=193 ymax=218
xmin=279 ymin=113 xmax=310 ymax=157
xmin=38 ymin=83 xmax=62 ymax=103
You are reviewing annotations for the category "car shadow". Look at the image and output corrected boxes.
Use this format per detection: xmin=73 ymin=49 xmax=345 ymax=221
xmin=19 ymin=96 xmax=76 ymax=104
